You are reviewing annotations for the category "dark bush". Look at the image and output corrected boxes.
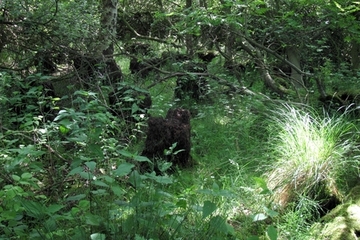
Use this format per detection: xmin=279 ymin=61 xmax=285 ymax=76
xmin=34 ymin=49 xmax=67 ymax=74
xmin=142 ymin=108 xmax=192 ymax=173
xmin=72 ymin=54 xmax=122 ymax=86
xmin=175 ymin=62 xmax=209 ymax=100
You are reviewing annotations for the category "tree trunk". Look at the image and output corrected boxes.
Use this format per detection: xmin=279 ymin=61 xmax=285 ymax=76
xmin=286 ymin=46 xmax=304 ymax=89
xmin=96 ymin=0 xmax=122 ymax=84
xmin=185 ymin=0 xmax=194 ymax=55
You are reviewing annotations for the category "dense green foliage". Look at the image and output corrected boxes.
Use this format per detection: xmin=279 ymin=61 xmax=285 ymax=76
xmin=1 ymin=0 xmax=360 ymax=239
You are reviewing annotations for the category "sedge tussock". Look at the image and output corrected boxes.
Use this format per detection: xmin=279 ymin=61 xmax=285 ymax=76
xmin=266 ymin=104 xmax=357 ymax=208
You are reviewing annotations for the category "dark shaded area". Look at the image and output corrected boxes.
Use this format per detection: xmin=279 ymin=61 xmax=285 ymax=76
xmin=141 ymin=108 xmax=192 ymax=173
xmin=224 ymin=60 xmax=246 ymax=73
xmin=71 ymin=53 xmax=123 ymax=87
xmin=129 ymin=57 xmax=162 ymax=77
xmin=161 ymin=52 xmax=191 ymax=62
xmin=34 ymin=49 xmax=67 ymax=75
xmin=319 ymin=92 xmax=360 ymax=116
xmin=125 ymin=42 xmax=152 ymax=55
xmin=175 ymin=62 xmax=209 ymax=100
xmin=319 ymin=196 xmax=341 ymax=218
xmin=197 ymin=51 xmax=217 ymax=63
xmin=108 ymin=83 xmax=152 ymax=123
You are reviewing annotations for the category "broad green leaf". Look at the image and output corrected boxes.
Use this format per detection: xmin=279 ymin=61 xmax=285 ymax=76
xmin=66 ymin=194 xmax=86 ymax=201
xmin=87 ymin=144 xmax=103 ymax=158
xmin=21 ymin=172 xmax=33 ymax=179
xmin=68 ymin=166 xmax=84 ymax=175
xmin=44 ymin=218 xmax=57 ymax=231
xmin=158 ymin=161 xmax=172 ymax=172
xmin=12 ymin=175 xmax=21 ymax=181
xmin=91 ymin=189 xmax=107 ymax=195
xmin=111 ymin=185 xmax=125 ymax=197
xmin=212 ymin=182 xmax=220 ymax=192
xmin=147 ymin=174 xmax=173 ymax=184
xmin=93 ymin=180 xmax=108 ymax=187
xmin=85 ymin=161 xmax=96 ymax=171
xmin=20 ymin=200 xmax=45 ymax=218
xmin=118 ymin=150 xmax=133 ymax=158
xmin=131 ymin=103 xmax=139 ymax=114
xmin=133 ymin=155 xmax=152 ymax=163
xmin=78 ymin=200 xmax=90 ymax=209
xmin=129 ymin=170 xmax=142 ymax=188
xmin=113 ymin=163 xmax=134 ymax=177
xmin=267 ymin=225 xmax=278 ymax=240
xmin=202 ymin=200 xmax=217 ymax=219
xmin=79 ymin=171 xmax=93 ymax=180
xmin=265 ymin=207 xmax=279 ymax=218
xmin=47 ymin=204 xmax=64 ymax=214
xmin=85 ymin=213 xmax=101 ymax=226
xmin=103 ymin=175 xmax=115 ymax=183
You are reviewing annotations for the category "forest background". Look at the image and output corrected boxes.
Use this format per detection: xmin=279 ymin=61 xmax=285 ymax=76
xmin=1 ymin=0 xmax=360 ymax=239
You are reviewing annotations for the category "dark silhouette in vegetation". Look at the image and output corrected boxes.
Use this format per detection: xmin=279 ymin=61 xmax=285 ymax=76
xmin=141 ymin=108 xmax=192 ymax=173
xmin=224 ymin=60 xmax=246 ymax=73
xmin=125 ymin=42 xmax=152 ymax=55
xmin=175 ymin=62 xmax=209 ymax=100
xmin=129 ymin=57 xmax=162 ymax=77
xmin=108 ymin=84 xmax=152 ymax=122
xmin=34 ymin=50 xmax=66 ymax=74
xmin=197 ymin=51 xmax=217 ymax=63
xmin=161 ymin=52 xmax=190 ymax=62
xmin=72 ymin=53 xmax=122 ymax=87
xmin=319 ymin=92 xmax=360 ymax=116
xmin=117 ymin=12 xmax=154 ymax=40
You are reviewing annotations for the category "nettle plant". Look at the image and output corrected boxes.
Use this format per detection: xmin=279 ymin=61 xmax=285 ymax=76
xmin=0 ymin=77 xmax=236 ymax=239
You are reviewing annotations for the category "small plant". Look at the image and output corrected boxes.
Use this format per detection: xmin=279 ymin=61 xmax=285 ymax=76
xmin=265 ymin=104 xmax=358 ymax=210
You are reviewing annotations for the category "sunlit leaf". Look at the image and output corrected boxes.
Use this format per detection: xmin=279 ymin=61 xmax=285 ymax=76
xmin=252 ymin=213 xmax=267 ymax=222
xmin=90 ymin=233 xmax=106 ymax=240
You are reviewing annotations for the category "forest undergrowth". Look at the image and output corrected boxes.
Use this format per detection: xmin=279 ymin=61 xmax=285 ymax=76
xmin=1 ymin=61 xmax=360 ymax=240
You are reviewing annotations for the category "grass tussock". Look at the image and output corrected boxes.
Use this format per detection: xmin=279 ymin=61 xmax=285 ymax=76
xmin=266 ymin=104 xmax=359 ymax=208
